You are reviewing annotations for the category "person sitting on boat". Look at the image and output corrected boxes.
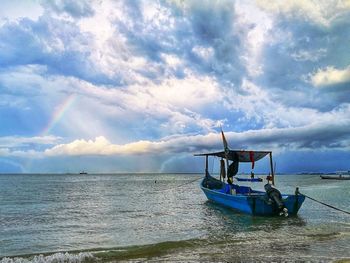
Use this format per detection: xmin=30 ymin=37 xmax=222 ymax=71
xmin=227 ymin=159 xmax=238 ymax=185
xmin=250 ymin=171 xmax=255 ymax=179
xmin=266 ymin=173 xmax=272 ymax=183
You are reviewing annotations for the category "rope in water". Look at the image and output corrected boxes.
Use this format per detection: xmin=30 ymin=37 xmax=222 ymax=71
xmin=153 ymin=177 xmax=202 ymax=192
xmin=174 ymin=177 xmax=203 ymax=189
xmin=299 ymin=191 xmax=350 ymax=215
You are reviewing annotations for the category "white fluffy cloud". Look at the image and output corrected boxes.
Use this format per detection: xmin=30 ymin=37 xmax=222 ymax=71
xmin=69 ymin=72 xmax=225 ymax=136
xmin=44 ymin=136 xmax=173 ymax=156
xmin=310 ymin=66 xmax=350 ymax=87
xmin=256 ymin=0 xmax=350 ymax=26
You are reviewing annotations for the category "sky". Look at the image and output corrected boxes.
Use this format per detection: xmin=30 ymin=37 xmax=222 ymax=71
xmin=0 ymin=0 xmax=350 ymax=174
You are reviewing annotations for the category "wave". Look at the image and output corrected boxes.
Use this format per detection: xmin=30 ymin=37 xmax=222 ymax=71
xmin=0 ymin=252 xmax=95 ymax=263
xmin=3 ymin=233 xmax=350 ymax=263
xmin=0 ymin=238 xmax=205 ymax=263
xmin=93 ymin=239 xmax=205 ymax=262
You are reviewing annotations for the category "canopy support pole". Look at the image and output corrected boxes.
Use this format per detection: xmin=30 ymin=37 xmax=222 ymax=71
xmin=269 ymin=152 xmax=275 ymax=185
xmin=205 ymin=155 xmax=208 ymax=177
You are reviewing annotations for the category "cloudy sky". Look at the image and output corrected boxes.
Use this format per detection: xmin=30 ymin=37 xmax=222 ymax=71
xmin=0 ymin=0 xmax=350 ymax=173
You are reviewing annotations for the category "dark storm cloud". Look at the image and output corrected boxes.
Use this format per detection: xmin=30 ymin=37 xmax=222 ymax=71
xmin=0 ymin=0 xmax=249 ymax=90
xmin=113 ymin=0 xmax=248 ymax=88
xmin=0 ymin=19 xmax=48 ymax=67
xmin=158 ymin=119 xmax=350 ymax=155
xmin=258 ymin=11 xmax=350 ymax=111
xmin=234 ymin=121 xmax=350 ymax=150
xmin=0 ymin=17 xmax=113 ymax=85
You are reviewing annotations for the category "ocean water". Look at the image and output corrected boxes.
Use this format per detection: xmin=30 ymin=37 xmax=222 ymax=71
xmin=0 ymin=173 xmax=349 ymax=262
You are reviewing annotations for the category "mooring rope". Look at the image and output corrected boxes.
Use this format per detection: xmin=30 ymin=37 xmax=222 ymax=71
xmin=299 ymin=191 xmax=350 ymax=215
xmin=173 ymin=176 xmax=203 ymax=189
xmin=153 ymin=176 xmax=202 ymax=192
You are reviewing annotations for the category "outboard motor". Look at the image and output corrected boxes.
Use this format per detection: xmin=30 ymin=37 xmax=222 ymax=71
xmin=264 ymin=184 xmax=288 ymax=217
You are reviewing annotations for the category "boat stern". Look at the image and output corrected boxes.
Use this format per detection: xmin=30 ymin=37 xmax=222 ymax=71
xmin=282 ymin=194 xmax=305 ymax=215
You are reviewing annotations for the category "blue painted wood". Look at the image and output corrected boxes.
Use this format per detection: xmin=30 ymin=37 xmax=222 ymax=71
xmin=200 ymin=176 xmax=305 ymax=216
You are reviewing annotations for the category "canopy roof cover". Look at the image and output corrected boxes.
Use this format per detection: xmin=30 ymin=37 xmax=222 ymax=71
xmin=194 ymin=150 xmax=270 ymax=162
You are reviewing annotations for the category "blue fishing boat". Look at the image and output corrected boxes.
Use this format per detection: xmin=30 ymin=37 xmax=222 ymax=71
xmin=195 ymin=131 xmax=305 ymax=217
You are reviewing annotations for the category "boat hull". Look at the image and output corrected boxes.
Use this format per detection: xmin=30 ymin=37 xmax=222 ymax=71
xmin=320 ymin=175 xmax=350 ymax=180
xmin=201 ymin=178 xmax=305 ymax=216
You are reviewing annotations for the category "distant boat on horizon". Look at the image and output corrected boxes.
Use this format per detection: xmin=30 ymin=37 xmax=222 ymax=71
xmin=320 ymin=170 xmax=350 ymax=180
xmin=79 ymin=171 xmax=88 ymax=175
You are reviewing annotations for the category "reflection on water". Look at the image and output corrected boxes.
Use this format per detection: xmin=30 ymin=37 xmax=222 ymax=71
xmin=203 ymin=200 xmax=307 ymax=231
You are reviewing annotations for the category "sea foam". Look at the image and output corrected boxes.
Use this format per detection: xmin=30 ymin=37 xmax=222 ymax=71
xmin=0 ymin=252 xmax=95 ymax=263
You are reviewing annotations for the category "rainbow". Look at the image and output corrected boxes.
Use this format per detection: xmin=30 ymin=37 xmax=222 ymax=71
xmin=41 ymin=94 xmax=77 ymax=136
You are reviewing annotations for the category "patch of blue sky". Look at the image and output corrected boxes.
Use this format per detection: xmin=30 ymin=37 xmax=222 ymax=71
xmin=0 ymin=106 xmax=47 ymax=137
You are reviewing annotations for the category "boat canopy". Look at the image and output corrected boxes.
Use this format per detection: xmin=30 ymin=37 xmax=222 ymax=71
xmin=194 ymin=150 xmax=270 ymax=162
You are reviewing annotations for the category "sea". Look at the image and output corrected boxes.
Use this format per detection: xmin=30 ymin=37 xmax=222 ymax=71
xmin=0 ymin=173 xmax=349 ymax=262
